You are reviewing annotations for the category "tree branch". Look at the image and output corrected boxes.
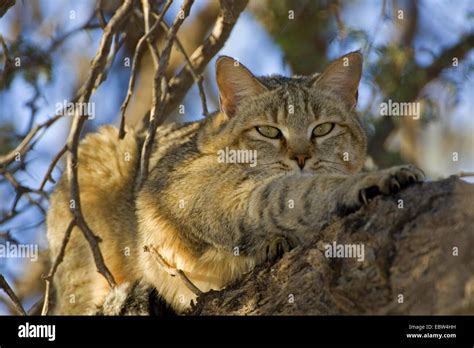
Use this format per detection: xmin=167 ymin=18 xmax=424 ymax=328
xmin=135 ymin=0 xmax=195 ymax=191
xmin=118 ymin=0 xmax=173 ymax=139
xmin=65 ymin=0 xmax=135 ymax=290
xmin=368 ymin=34 xmax=474 ymax=167
xmin=41 ymin=219 xmax=75 ymax=316
xmin=0 ymin=114 xmax=63 ymax=169
xmin=0 ymin=274 xmax=27 ymax=316
xmin=164 ymin=0 xmax=248 ymax=115
xmin=192 ymin=177 xmax=474 ymax=315
xmin=157 ymin=18 xmax=209 ymax=117
xmin=38 ymin=145 xmax=67 ymax=191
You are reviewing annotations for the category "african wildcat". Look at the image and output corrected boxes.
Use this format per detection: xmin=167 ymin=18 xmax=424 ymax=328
xmin=46 ymin=51 xmax=424 ymax=315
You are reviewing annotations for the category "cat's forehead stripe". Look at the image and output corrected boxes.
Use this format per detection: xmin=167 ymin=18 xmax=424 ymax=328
xmin=271 ymin=86 xmax=315 ymax=130
xmin=248 ymin=75 xmax=355 ymax=128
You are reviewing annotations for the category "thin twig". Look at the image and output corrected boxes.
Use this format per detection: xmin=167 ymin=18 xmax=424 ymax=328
xmin=0 ymin=114 xmax=63 ymax=168
xmin=156 ymin=18 xmax=209 ymax=117
xmin=38 ymin=145 xmax=67 ymax=191
xmin=165 ymin=0 xmax=248 ymax=115
xmin=0 ymin=34 xmax=11 ymax=82
xmin=3 ymin=170 xmax=47 ymax=198
xmin=0 ymin=274 xmax=27 ymax=315
xmin=48 ymin=19 xmax=101 ymax=53
xmin=0 ymin=209 xmax=21 ymax=225
xmin=28 ymin=298 xmax=44 ymax=315
xmin=118 ymin=0 xmax=173 ymax=139
xmin=0 ymin=230 xmax=19 ymax=244
xmin=141 ymin=0 xmax=160 ymax=68
xmin=135 ymin=0 xmax=194 ymax=191
xmin=99 ymin=32 xmax=127 ymax=86
xmin=41 ymin=219 xmax=76 ymax=316
xmin=145 ymin=245 xmax=203 ymax=296
xmin=96 ymin=0 xmax=107 ymax=29
xmin=176 ymin=269 xmax=204 ymax=296
xmin=23 ymin=84 xmax=43 ymax=136
xmin=2 ymin=170 xmax=48 ymax=221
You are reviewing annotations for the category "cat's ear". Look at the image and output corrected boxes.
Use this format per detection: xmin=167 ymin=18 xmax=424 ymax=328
xmin=216 ymin=56 xmax=268 ymax=117
xmin=313 ymin=51 xmax=362 ymax=110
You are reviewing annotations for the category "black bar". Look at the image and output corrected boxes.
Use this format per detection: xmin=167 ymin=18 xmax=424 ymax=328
xmin=0 ymin=315 xmax=472 ymax=346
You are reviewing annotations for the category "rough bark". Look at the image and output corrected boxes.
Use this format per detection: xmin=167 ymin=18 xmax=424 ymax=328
xmin=192 ymin=177 xmax=474 ymax=315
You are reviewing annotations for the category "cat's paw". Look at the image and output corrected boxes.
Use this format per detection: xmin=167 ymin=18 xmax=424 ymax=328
xmin=342 ymin=165 xmax=424 ymax=211
xmin=264 ymin=235 xmax=299 ymax=263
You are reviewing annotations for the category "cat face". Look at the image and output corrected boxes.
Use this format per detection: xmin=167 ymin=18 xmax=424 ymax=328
xmin=211 ymin=52 xmax=367 ymax=177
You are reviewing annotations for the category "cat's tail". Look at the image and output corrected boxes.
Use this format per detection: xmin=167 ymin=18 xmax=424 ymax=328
xmin=76 ymin=125 xmax=139 ymax=191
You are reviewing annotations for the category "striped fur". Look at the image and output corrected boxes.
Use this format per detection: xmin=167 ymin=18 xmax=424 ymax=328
xmin=46 ymin=52 xmax=423 ymax=314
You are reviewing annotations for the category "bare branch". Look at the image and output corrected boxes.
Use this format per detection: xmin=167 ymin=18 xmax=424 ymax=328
xmin=368 ymin=33 xmax=474 ymax=167
xmin=65 ymin=0 xmax=135 ymax=290
xmin=422 ymin=34 xmax=474 ymax=87
xmin=0 ymin=114 xmax=63 ymax=169
xmin=141 ymin=0 xmax=160 ymax=68
xmin=38 ymin=145 xmax=68 ymax=191
xmin=192 ymin=178 xmax=474 ymax=315
xmin=145 ymin=245 xmax=203 ymax=296
xmin=41 ymin=219 xmax=76 ymax=316
xmin=156 ymin=18 xmax=209 ymax=117
xmin=96 ymin=0 xmax=107 ymax=29
xmin=0 ymin=34 xmax=11 ymax=79
xmin=119 ymin=0 xmax=173 ymax=139
xmin=135 ymin=0 xmax=195 ymax=191
xmin=0 ymin=230 xmax=19 ymax=244
xmin=76 ymin=3 xmax=132 ymax=101
xmin=0 ymin=274 xmax=27 ymax=316
xmin=0 ymin=165 xmax=48 ymax=224
xmin=98 ymin=32 xmax=127 ymax=86
xmin=48 ymin=20 xmax=102 ymax=53
xmin=165 ymin=0 xmax=248 ymax=115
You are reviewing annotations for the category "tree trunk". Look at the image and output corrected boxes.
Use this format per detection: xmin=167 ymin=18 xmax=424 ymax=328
xmin=192 ymin=177 xmax=474 ymax=315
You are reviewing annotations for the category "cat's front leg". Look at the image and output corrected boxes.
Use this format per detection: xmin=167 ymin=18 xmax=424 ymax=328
xmin=337 ymin=165 xmax=425 ymax=213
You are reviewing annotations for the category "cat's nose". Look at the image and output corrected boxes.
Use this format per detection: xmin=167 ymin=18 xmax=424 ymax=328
xmin=292 ymin=153 xmax=311 ymax=169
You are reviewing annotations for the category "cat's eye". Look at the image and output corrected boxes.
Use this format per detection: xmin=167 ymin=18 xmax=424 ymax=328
xmin=256 ymin=126 xmax=282 ymax=139
xmin=312 ymin=123 xmax=335 ymax=137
